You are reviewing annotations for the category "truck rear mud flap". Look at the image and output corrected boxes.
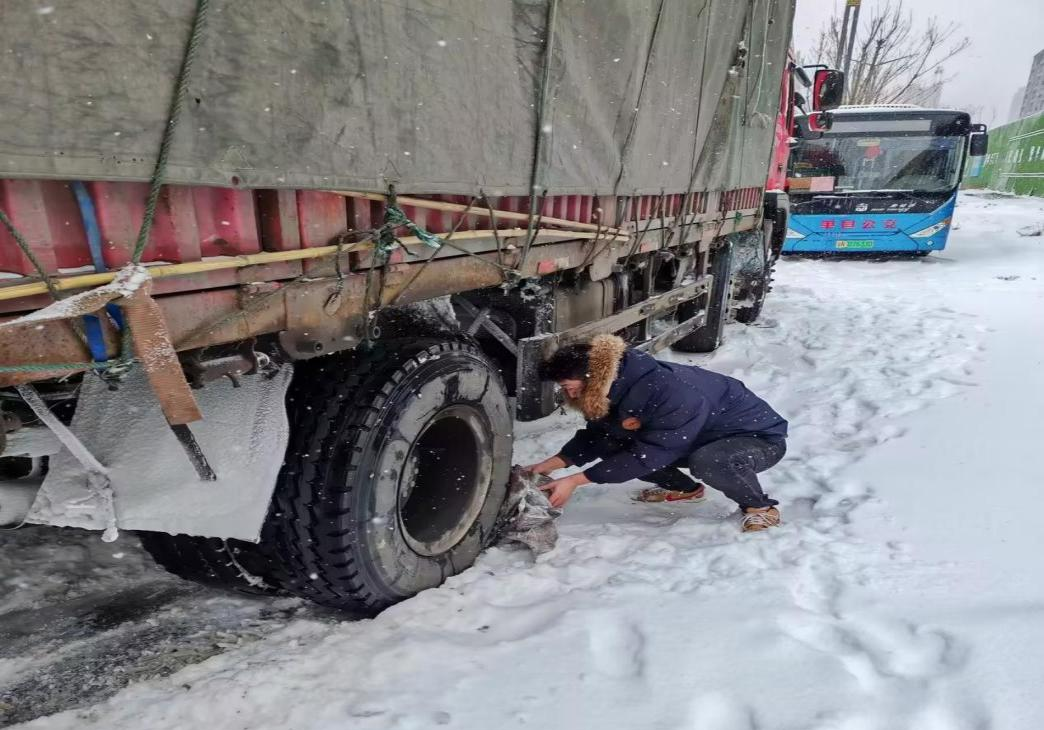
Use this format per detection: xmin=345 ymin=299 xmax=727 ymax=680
xmin=26 ymin=366 xmax=292 ymax=541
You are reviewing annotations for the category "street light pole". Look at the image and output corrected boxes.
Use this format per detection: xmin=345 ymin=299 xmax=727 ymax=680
xmin=842 ymin=0 xmax=862 ymax=103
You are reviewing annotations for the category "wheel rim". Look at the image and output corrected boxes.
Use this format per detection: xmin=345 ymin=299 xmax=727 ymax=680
xmin=397 ymin=405 xmax=492 ymax=557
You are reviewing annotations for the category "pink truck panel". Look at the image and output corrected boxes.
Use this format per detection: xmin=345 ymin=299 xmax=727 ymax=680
xmin=0 ymin=180 xmax=261 ymax=277
xmin=0 ymin=183 xmax=763 ymax=295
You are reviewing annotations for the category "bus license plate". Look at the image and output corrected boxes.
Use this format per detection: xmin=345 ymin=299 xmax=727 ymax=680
xmin=836 ymin=240 xmax=874 ymax=250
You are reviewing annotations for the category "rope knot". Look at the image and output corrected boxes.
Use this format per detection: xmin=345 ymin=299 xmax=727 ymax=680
xmin=377 ymin=200 xmax=445 ymax=256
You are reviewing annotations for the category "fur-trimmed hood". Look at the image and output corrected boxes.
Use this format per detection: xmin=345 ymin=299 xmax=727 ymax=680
xmin=568 ymin=334 xmax=627 ymax=420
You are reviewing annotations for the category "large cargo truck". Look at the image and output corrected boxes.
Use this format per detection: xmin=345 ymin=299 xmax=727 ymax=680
xmin=0 ymin=1 xmax=839 ymax=613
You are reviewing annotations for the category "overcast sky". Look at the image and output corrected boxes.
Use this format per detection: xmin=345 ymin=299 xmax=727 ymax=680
xmin=792 ymin=0 xmax=1044 ymax=126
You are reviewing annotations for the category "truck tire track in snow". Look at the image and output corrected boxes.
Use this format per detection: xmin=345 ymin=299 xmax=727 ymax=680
xmin=0 ymin=575 xmax=320 ymax=727
xmin=0 ymin=529 xmax=327 ymax=726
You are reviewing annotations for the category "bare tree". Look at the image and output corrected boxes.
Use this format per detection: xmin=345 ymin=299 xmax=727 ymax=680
xmin=803 ymin=1 xmax=970 ymax=106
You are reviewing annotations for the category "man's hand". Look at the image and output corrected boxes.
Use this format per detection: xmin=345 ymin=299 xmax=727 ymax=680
xmin=522 ymin=455 xmax=568 ymax=476
xmin=539 ymin=472 xmax=591 ymax=509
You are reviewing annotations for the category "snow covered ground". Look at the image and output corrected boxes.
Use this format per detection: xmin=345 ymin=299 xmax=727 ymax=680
xmin=2 ymin=191 xmax=1043 ymax=730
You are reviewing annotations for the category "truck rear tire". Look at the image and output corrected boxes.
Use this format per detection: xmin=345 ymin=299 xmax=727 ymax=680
xmin=673 ymin=240 xmax=734 ymax=353
xmin=730 ymin=230 xmax=774 ymax=325
xmin=260 ymin=339 xmax=513 ymax=614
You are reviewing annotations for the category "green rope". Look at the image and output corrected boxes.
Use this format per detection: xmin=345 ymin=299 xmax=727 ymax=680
xmin=0 ymin=360 xmax=133 ymax=374
xmin=0 ymin=209 xmax=62 ymax=301
xmin=0 ymin=208 xmax=100 ymax=371
xmin=131 ymin=0 xmax=210 ymax=264
xmin=379 ymin=203 xmax=445 ymax=255
xmin=0 ymin=319 xmax=136 ymax=375
xmin=1 ymin=204 xmax=135 ymax=378
xmin=522 ymin=0 xmax=560 ymax=268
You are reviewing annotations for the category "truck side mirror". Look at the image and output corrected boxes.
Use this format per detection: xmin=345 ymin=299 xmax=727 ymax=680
xmin=794 ymin=112 xmax=832 ymax=140
xmin=813 ymin=69 xmax=845 ymax=111
xmin=969 ymin=131 xmax=988 ymax=157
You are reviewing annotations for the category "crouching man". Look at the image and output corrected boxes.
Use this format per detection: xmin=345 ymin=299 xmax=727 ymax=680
xmin=524 ymin=334 xmax=788 ymax=532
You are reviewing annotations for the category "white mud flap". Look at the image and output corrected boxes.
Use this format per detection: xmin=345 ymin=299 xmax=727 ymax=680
xmin=27 ymin=365 xmax=292 ymax=541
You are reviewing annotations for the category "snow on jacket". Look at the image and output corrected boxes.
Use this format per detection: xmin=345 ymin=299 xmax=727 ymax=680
xmin=558 ymin=334 xmax=788 ymax=484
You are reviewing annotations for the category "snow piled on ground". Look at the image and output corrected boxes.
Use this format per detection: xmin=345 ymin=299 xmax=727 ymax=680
xmin=6 ymin=192 xmax=1044 ymax=729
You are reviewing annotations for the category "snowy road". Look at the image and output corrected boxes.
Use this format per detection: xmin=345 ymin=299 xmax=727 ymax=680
xmin=2 ymin=192 xmax=1043 ymax=729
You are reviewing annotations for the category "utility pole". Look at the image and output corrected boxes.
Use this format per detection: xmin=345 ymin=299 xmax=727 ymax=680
xmin=836 ymin=2 xmax=852 ymax=68
xmin=842 ymin=0 xmax=862 ymax=103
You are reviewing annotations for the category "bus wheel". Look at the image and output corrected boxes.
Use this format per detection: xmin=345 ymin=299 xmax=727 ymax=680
xmin=673 ymin=239 xmax=734 ymax=353
xmin=260 ymin=339 xmax=513 ymax=614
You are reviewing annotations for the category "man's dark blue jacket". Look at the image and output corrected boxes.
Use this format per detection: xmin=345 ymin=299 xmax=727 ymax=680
xmin=559 ymin=335 xmax=787 ymax=483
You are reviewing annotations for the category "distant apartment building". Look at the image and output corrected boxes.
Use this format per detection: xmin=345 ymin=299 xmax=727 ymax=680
xmin=1008 ymin=86 xmax=1026 ymax=123
xmin=1019 ymin=49 xmax=1044 ymax=119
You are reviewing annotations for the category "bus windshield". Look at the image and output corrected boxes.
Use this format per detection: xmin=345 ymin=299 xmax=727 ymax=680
xmin=789 ymin=134 xmax=964 ymax=193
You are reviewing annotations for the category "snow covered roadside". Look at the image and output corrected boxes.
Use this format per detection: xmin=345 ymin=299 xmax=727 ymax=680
xmin=9 ymin=192 xmax=1044 ymax=729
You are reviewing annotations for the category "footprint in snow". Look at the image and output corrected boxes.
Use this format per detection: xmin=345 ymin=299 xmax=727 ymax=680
xmin=583 ymin=611 xmax=644 ymax=679
xmin=686 ymin=692 xmax=756 ymax=730
xmin=849 ymin=617 xmax=962 ymax=680
xmin=777 ymin=611 xmax=960 ymax=692
xmin=913 ymin=699 xmax=991 ymax=730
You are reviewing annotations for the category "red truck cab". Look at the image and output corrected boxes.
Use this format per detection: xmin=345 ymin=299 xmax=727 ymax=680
xmin=763 ymin=58 xmax=844 ymax=253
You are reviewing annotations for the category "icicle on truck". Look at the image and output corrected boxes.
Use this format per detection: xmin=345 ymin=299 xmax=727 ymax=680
xmin=0 ymin=1 xmax=841 ymax=612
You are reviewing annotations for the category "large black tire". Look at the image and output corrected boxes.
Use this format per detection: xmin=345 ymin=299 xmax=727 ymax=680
xmin=673 ymin=240 xmax=734 ymax=353
xmin=260 ymin=339 xmax=513 ymax=614
xmin=730 ymin=230 xmax=774 ymax=325
xmin=138 ymin=533 xmax=279 ymax=595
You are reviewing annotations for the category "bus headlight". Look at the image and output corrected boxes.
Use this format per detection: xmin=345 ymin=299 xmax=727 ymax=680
xmin=910 ymin=217 xmax=951 ymax=238
xmin=785 ymin=228 xmax=806 ymax=239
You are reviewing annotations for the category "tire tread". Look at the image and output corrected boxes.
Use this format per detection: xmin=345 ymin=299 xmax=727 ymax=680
xmin=260 ymin=339 xmax=498 ymax=614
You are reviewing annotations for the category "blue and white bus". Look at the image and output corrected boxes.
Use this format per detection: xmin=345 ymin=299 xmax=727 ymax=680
xmin=783 ymin=106 xmax=987 ymax=255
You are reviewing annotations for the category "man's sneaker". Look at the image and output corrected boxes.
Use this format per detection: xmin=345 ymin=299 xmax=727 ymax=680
xmin=741 ymin=506 xmax=781 ymax=532
xmin=633 ymin=485 xmax=705 ymax=503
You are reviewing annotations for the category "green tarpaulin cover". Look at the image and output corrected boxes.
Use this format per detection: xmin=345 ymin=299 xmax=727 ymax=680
xmin=0 ymin=0 xmax=793 ymax=195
